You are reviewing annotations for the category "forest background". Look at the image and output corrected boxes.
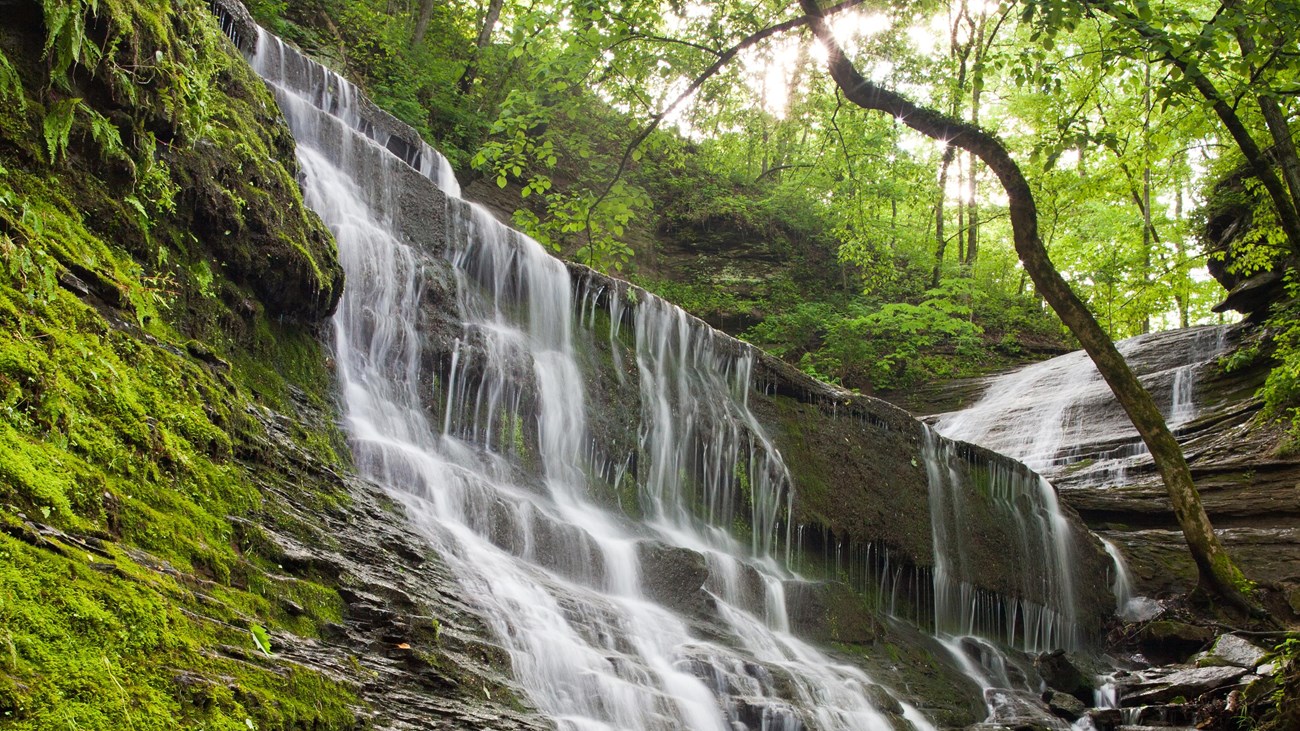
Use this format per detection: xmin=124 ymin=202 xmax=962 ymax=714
xmin=244 ymin=0 xmax=1296 ymax=425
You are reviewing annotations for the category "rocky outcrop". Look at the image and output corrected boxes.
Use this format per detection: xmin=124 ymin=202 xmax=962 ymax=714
xmin=1199 ymin=162 xmax=1291 ymax=319
xmin=561 ymin=267 xmax=1116 ymax=647
xmin=1117 ymin=665 xmax=1250 ymax=706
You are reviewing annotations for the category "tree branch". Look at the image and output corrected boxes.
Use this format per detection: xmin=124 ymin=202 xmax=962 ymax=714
xmin=755 ymin=163 xmax=813 ymax=182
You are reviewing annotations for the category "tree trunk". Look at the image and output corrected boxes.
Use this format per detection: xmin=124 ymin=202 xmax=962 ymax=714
xmin=799 ymin=0 xmax=1259 ymax=613
xmin=411 ymin=0 xmax=435 ymax=47
xmin=964 ymin=6 xmax=987 ymax=266
xmin=456 ymin=0 xmax=504 ymax=93
xmin=933 ymin=145 xmax=957 ymax=288
xmin=1175 ymin=178 xmax=1189 ymax=328
xmin=1233 ymin=23 xmax=1300 ymax=227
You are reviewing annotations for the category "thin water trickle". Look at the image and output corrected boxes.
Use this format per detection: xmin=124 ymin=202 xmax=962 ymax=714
xmin=1099 ymin=537 xmax=1161 ymax=622
xmin=249 ymin=25 xmax=931 ymax=730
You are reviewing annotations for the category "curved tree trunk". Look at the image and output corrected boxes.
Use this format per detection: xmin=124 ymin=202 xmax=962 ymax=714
xmin=798 ymin=0 xmax=1258 ymax=612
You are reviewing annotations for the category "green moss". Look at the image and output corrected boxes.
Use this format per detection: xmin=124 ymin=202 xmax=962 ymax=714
xmin=0 ymin=531 xmax=356 ymax=730
xmin=767 ymin=395 xmax=832 ymax=518
xmin=0 ymin=0 xmax=366 ymax=726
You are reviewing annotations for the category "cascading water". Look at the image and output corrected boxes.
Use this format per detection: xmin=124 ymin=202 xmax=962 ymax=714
xmin=1098 ymin=537 xmax=1160 ymax=622
xmin=247 ymin=24 xmax=936 ymax=731
xmin=934 ymin=325 xmax=1233 ymax=484
xmin=920 ymin=427 xmax=1079 ymax=653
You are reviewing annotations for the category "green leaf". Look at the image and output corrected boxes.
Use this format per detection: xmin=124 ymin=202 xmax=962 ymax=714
xmin=250 ymin=624 xmax=273 ymax=656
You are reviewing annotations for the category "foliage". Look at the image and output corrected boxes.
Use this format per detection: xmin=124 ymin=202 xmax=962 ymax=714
xmin=745 ymin=279 xmax=1015 ymax=392
xmin=243 ymin=0 xmax=1282 ymax=405
xmin=1257 ymin=290 xmax=1300 ymax=448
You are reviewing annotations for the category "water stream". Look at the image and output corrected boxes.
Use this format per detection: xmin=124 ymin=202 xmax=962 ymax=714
xmin=934 ymin=325 xmax=1232 ymax=484
xmin=921 ymin=427 xmax=1079 ymax=653
xmin=249 ymin=27 xmax=936 ymax=731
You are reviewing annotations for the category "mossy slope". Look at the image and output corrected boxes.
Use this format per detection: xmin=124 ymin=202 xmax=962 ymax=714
xmin=0 ymin=0 xmax=363 ymax=727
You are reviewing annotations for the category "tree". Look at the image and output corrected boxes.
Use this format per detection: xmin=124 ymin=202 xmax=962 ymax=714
xmin=1033 ymin=0 xmax=1300 ymax=261
xmin=795 ymin=0 xmax=1258 ymax=612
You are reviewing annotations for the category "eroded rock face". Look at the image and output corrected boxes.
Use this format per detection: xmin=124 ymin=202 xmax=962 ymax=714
xmin=187 ymin=5 xmax=1121 ymax=729
xmin=561 ymin=267 xmax=1116 ymax=649
xmin=783 ymin=580 xmax=882 ymax=645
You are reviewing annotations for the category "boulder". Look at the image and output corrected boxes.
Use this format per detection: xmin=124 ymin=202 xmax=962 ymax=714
xmin=1085 ymin=707 xmax=1122 ymax=731
xmin=1195 ymin=634 xmax=1267 ymax=669
xmin=1035 ymin=649 xmax=1090 ymax=696
xmin=983 ymin=688 xmax=1060 ymax=731
xmin=1284 ymin=582 xmax=1300 ymax=614
xmin=1044 ymin=690 xmax=1086 ymax=721
xmin=1134 ymin=620 xmax=1213 ymax=663
xmin=635 ymin=541 xmax=708 ymax=613
xmin=1118 ymin=665 xmax=1249 ymax=706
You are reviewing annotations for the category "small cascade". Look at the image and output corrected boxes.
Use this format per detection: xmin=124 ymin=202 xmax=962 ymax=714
xmin=245 ymin=22 xmax=937 ymax=730
xmin=1099 ymin=537 xmax=1161 ymax=622
xmin=921 ymin=427 xmax=1080 ymax=652
xmin=935 ymin=325 xmax=1234 ymax=486
xmin=250 ymin=29 xmax=461 ymax=198
xmin=1169 ymin=327 xmax=1227 ymax=428
xmin=631 ymin=295 xmax=794 ymax=561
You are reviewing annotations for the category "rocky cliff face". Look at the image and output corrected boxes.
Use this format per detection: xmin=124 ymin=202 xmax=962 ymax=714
xmin=0 ymin=1 xmax=546 ymax=727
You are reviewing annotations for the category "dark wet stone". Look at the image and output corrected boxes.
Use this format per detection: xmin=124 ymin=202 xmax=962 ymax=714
xmin=635 ymin=540 xmax=708 ymax=613
xmin=1086 ymin=707 xmax=1122 ymax=731
xmin=1135 ymin=621 xmax=1214 ymax=664
xmin=1036 ymin=649 xmax=1090 ymax=696
xmin=1044 ymin=689 xmax=1086 ymax=721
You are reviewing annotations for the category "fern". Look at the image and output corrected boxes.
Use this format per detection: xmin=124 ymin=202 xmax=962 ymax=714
xmin=42 ymin=97 xmax=80 ymax=163
xmin=41 ymin=0 xmax=87 ymax=85
xmin=0 ymin=50 xmax=24 ymax=111
xmin=85 ymin=106 xmax=127 ymax=162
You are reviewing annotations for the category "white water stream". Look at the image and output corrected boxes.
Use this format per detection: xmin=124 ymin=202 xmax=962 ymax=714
xmin=249 ymin=28 xmax=937 ymax=731
xmin=933 ymin=326 xmax=1232 ymax=632
xmin=921 ymin=427 xmax=1079 ymax=653
xmin=934 ymin=326 xmax=1231 ymax=482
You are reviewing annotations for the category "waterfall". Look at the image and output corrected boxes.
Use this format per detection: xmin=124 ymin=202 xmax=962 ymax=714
xmin=921 ymin=427 xmax=1079 ymax=653
xmin=247 ymin=26 xmax=936 ymax=731
xmin=934 ymin=325 xmax=1234 ymax=485
xmin=1099 ymin=537 xmax=1160 ymax=622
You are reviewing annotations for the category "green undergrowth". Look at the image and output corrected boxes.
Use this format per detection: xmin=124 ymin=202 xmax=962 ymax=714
xmin=0 ymin=0 xmax=364 ymax=727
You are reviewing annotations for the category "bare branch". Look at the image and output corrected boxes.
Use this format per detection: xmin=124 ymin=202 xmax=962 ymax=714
xmin=755 ymin=163 xmax=813 ymax=182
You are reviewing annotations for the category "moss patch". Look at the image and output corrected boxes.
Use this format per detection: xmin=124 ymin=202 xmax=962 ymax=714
xmin=0 ymin=0 xmax=363 ymax=727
